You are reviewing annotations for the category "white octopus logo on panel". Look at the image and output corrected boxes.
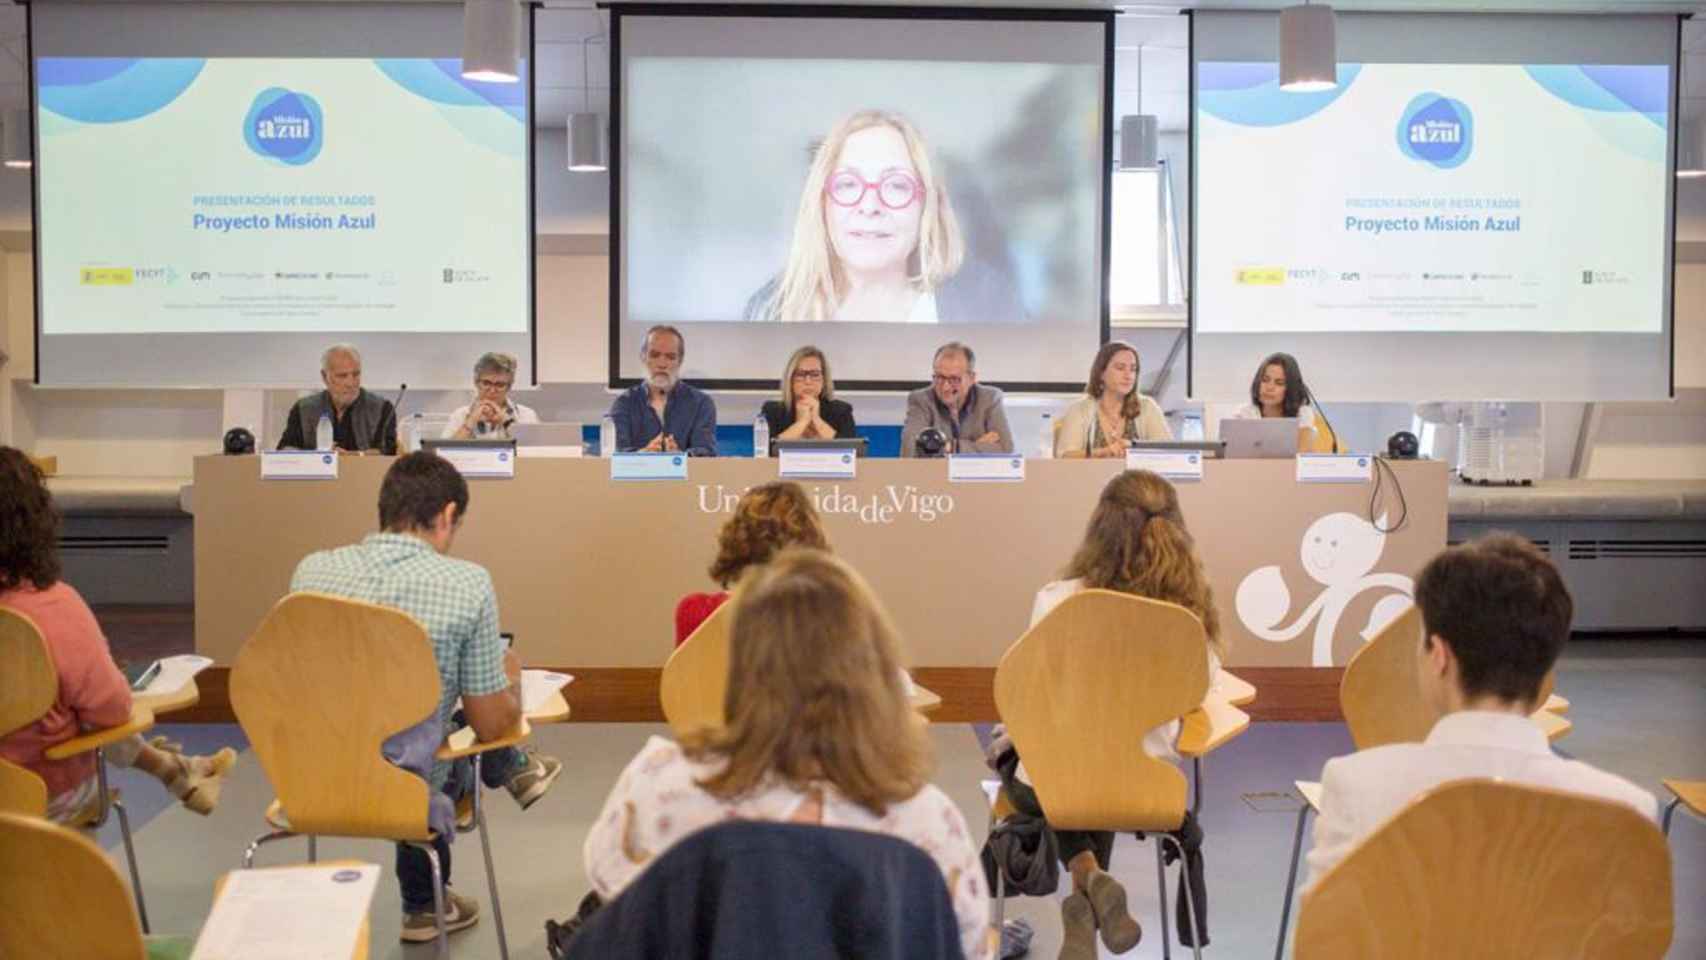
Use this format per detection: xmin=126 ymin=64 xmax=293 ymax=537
xmin=1235 ymin=511 xmax=1414 ymax=666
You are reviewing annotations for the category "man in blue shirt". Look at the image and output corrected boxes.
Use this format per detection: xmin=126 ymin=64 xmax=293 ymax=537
xmin=608 ymin=325 xmax=718 ymax=456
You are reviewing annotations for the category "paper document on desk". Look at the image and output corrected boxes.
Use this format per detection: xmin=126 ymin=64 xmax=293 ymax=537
xmin=191 ymin=863 xmax=379 ymax=960
xmin=521 ymin=670 xmax=574 ymax=713
xmin=140 ymin=654 xmax=213 ymax=696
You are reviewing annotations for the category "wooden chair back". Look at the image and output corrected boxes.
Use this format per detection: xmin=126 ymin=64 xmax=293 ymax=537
xmin=0 ymin=811 xmax=146 ymax=959
xmin=230 ymin=592 xmax=442 ymax=840
xmin=0 ymin=607 xmax=58 ymax=816
xmin=993 ymin=589 xmax=1208 ymax=833
xmin=660 ymin=600 xmax=734 ymax=739
xmin=1342 ymin=603 xmax=1560 ymax=750
xmin=1296 ymin=779 xmax=1673 ymax=959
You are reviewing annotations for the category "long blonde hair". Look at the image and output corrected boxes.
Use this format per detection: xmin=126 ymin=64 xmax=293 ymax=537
xmin=1064 ymin=470 xmax=1224 ymax=657
xmin=778 ymin=345 xmax=835 ymax=420
xmin=764 ymin=110 xmax=964 ymax=324
xmin=685 ymin=548 xmax=930 ymax=814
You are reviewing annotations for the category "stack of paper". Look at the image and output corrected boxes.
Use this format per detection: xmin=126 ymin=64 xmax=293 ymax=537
xmin=191 ymin=863 xmax=379 ymax=960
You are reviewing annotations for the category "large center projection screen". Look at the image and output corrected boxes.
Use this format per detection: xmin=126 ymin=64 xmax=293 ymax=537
xmin=1191 ymin=13 xmax=1677 ymax=402
xmin=31 ymin=2 xmax=532 ymax=388
xmin=614 ymin=10 xmax=1110 ymax=390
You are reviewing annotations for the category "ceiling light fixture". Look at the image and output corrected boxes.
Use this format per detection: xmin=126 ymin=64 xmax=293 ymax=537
xmin=568 ymin=35 xmax=607 ymax=172
xmin=463 ymin=0 xmax=521 ymax=84
xmin=1279 ymin=3 xmax=1337 ymax=93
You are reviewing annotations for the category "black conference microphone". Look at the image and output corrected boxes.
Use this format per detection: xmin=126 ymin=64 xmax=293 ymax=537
xmin=392 ymin=382 xmax=408 ymax=453
xmin=1305 ymin=387 xmax=1342 ymax=453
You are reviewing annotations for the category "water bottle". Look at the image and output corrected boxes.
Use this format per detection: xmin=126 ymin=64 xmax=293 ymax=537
xmin=599 ymin=414 xmax=616 ymax=459
xmin=752 ymin=412 xmax=770 ymax=458
xmin=406 ymin=413 xmax=424 ymax=453
xmin=315 ymin=411 xmax=333 ymax=451
xmin=1036 ymin=413 xmax=1054 ymax=459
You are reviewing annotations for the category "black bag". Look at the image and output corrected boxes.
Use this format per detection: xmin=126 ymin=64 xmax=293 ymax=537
xmin=544 ymin=891 xmax=604 ymax=960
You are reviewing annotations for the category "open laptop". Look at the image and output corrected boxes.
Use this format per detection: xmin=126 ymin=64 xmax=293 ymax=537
xmin=512 ymin=422 xmax=585 ymax=447
xmin=773 ymin=437 xmax=870 ymax=458
xmin=1221 ymin=418 xmax=1300 ymax=459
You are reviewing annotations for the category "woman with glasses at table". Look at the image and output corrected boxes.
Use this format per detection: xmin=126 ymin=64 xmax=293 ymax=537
xmin=759 ymin=346 xmax=857 ymax=455
xmin=443 ymin=351 xmax=539 ymax=440
xmin=744 ymin=109 xmax=1024 ymax=324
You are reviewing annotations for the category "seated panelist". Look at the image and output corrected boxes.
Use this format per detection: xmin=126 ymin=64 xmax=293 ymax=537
xmin=443 ymin=352 xmax=538 ymax=440
xmin=1054 ymin=341 xmax=1171 ymax=458
xmin=760 ymin=346 xmax=856 ymax=453
xmin=608 ymin=326 xmax=718 ymax=456
xmin=1229 ymin=352 xmax=1323 ymax=452
xmin=900 ymin=341 xmax=1013 ymax=456
xmin=277 ymin=343 xmax=398 ymax=454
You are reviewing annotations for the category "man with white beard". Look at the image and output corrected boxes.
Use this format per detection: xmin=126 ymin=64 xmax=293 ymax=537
xmin=607 ymin=325 xmax=719 ymax=456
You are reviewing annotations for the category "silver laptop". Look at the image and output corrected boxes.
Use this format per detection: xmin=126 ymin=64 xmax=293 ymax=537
xmin=1221 ymin=417 xmax=1300 ymax=459
xmin=512 ymin=422 xmax=585 ymax=447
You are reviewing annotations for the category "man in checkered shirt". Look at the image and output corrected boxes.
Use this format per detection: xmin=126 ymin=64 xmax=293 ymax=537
xmin=291 ymin=452 xmax=563 ymax=942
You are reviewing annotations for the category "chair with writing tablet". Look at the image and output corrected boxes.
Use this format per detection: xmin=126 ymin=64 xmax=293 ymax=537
xmin=994 ymin=589 xmax=1222 ymax=960
xmin=1294 ymin=780 xmax=1672 ymax=959
xmin=1273 ymin=602 xmax=1576 ymax=958
xmin=0 ymin=605 xmax=157 ymax=932
xmin=231 ymin=592 xmax=531 ymax=959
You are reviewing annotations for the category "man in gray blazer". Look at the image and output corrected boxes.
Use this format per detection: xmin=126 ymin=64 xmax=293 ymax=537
xmin=901 ymin=342 xmax=1013 ymax=457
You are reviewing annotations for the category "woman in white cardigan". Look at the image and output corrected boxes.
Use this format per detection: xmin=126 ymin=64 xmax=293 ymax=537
xmin=1054 ymin=340 xmax=1172 ymax=458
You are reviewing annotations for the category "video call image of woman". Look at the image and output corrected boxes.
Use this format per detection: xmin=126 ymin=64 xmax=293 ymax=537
xmin=745 ymin=109 xmax=1026 ymax=324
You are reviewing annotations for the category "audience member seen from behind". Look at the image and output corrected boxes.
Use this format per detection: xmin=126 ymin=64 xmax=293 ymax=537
xmin=1054 ymin=341 xmax=1171 ymax=458
xmin=0 ymin=446 xmax=237 ymax=823
xmin=674 ymin=481 xmax=829 ymax=646
xmin=588 ymin=548 xmax=992 ymax=959
xmin=1229 ymin=352 xmax=1321 ymax=451
xmin=760 ymin=346 xmax=857 ymax=452
xmin=607 ymin=325 xmax=718 ymax=456
xmin=997 ymin=469 xmax=1224 ymax=959
xmin=901 ymin=341 xmax=1014 ymax=456
xmin=745 ymin=109 xmax=1022 ymax=325
xmin=276 ymin=343 xmax=399 ymax=454
xmin=444 ymin=352 xmax=539 ymax=440
xmin=1303 ymin=534 xmax=1656 ymax=891
xmin=289 ymin=452 xmax=564 ymax=943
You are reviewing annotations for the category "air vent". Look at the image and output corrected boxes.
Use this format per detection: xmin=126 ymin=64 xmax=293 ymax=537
xmin=58 ymin=535 xmax=171 ymax=554
xmin=1568 ymin=540 xmax=1706 ymax=561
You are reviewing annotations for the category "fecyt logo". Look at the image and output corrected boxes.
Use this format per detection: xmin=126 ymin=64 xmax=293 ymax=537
xmin=1397 ymin=93 xmax=1472 ymax=169
xmin=244 ymin=88 xmax=323 ymax=165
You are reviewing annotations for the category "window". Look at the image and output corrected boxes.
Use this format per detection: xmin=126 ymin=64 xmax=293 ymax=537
xmin=1109 ymin=165 xmax=1185 ymax=322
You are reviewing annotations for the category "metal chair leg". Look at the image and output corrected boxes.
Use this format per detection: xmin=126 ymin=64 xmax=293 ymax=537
xmin=96 ymin=748 xmax=150 ymax=934
xmin=417 ymin=841 xmax=449 ymax=960
xmin=1663 ymin=797 xmax=1681 ymax=836
xmin=1161 ymin=833 xmax=1203 ymax=960
xmin=1274 ymin=802 xmax=1314 ymax=960
xmin=1154 ymin=838 xmax=1171 ymax=960
xmin=472 ymin=756 xmax=511 ymax=960
xmin=308 ymin=835 xmax=318 ymax=863
xmin=243 ymin=830 xmax=297 ymax=868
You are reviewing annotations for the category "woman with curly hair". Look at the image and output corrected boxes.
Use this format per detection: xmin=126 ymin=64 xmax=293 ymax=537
xmin=0 ymin=446 xmax=237 ymax=822
xmin=673 ymin=481 xmax=829 ymax=646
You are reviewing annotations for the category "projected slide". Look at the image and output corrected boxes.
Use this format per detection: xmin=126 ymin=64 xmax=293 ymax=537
xmin=1196 ymin=63 xmax=1668 ymax=334
xmin=36 ymin=57 xmax=528 ymax=335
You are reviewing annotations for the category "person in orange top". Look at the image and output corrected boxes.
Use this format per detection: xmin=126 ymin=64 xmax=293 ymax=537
xmin=0 ymin=447 xmax=235 ymax=822
xmin=674 ymin=482 xmax=829 ymax=646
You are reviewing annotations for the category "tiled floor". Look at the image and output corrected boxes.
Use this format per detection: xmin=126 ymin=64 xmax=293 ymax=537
xmin=79 ymin=612 xmax=1706 ymax=959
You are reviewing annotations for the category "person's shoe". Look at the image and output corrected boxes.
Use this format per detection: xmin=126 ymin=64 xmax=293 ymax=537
xmin=400 ymin=888 xmax=480 ymax=942
xmin=1085 ymin=869 xmax=1142 ymax=953
xmin=156 ymin=742 xmax=238 ymax=816
xmin=1058 ymin=891 xmax=1098 ymax=960
xmin=505 ymin=747 xmax=563 ymax=811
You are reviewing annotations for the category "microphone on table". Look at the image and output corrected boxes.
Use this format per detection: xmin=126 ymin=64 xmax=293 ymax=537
xmin=392 ymin=383 xmax=408 ymax=453
xmin=1305 ymin=387 xmax=1341 ymax=453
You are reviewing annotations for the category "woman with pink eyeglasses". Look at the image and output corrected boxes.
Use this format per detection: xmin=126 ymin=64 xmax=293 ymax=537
xmin=745 ymin=110 xmax=1023 ymax=325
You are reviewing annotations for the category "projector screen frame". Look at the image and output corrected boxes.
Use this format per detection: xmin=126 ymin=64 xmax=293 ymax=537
xmin=606 ymin=2 xmax=1115 ymax=394
xmin=1184 ymin=10 xmax=1680 ymax=403
xmin=26 ymin=1 xmax=541 ymax=390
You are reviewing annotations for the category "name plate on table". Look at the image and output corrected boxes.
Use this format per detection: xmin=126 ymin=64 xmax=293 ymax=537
xmin=435 ymin=445 xmax=515 ymax=478
xmin=260 ymin=450 xmax=338 ymax=480
xmin=948 ymin=453 xmax=1026 ymax=483
xmin=1296 ymin=454 xmax=1373 ymax=484
xmin=779 ymin=447 xmax=858 ymax=479
xmin=1126 ymin=449 xmax=1204 ymax=481
xmin=611 ymin=452 xmax=688 ymax=481
xmin=516 ymin=445 xmax=584 ymax=459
